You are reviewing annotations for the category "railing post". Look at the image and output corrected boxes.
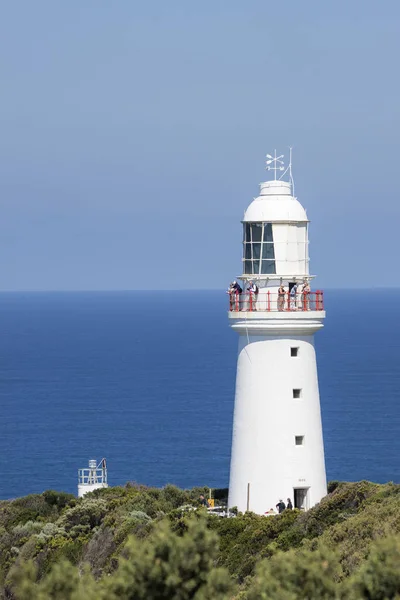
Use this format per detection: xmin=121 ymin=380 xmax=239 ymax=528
xmin=315 ymin=290 xmax=322 ymax=310
xmin=235 ymin=292 xmax=239 ymax=312
xmin=267 ymin=290 xmax=270 ymax=312
xmin=287 ymin=291 xmax=290 ymax=311
xmin=317 ymin=290 xmax=323 ymax=310
xmin=249 ymin=292 xmax=253 ymax=312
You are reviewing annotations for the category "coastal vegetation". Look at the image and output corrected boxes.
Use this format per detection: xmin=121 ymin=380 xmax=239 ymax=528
xmin=0 ymin=481 xmax=399 ymax=599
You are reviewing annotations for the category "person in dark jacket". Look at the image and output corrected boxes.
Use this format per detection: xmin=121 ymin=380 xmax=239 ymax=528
xmin=229 ymin=281 xmax=242 ymax=310
xmin=199 ymin=494 xmax=210 ymax=508
xmin=276 ymin=499 xmax=286 ymax=513
xmin=286 ymin=498 xmax=293 ymax=510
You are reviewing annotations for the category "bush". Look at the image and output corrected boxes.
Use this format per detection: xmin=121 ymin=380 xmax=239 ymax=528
xmin=247 ymin=545 xmax=341 ymax=599
xmin=327 ymin=480 xmax=341 ymax=494
xmin=315 ymin=492 xmax=400 ymax=577
xmin=2 ymin=481 xmax=400 ymax=598
xmin=12 ymin=521 xmax=43 ymax=538
xmin=209 ymin=510 xmax=299 ymax=580
xmin=83 ymin=527 xmax=116 ymax=577
xmin=58 ymin=498 xmax=108 ymax=532
xmin=42 ymin=490 xmax=76 ymax=511
xmin=159 ymin=484 xmax=189 ymax=510
xmin=0 ymin=495 xmax=55 ymax=530
xmin=11 ymin=517 xmax=234 ymax=600
xmin=347 ymin=535 xmax=400 ymax=599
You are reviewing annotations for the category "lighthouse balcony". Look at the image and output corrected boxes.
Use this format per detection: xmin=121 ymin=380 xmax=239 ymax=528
xmin=228 ymin=291 xmax=324 ymax=314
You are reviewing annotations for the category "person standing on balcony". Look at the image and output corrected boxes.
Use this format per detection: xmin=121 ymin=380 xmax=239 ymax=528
xmin=301 ymin=281 xmax=310 ymax=311
xmin=278 ymin=284 xmax=286 ymax=311
xmin=290 ymin=283 xmax=298 ymax=311
xmin=247 ymin=280 xmax=258 ymax=311
xmin=229 ymin=281 xmax=242 ymax=311
xmin=227 ymin=282 xmax=235 ymax=311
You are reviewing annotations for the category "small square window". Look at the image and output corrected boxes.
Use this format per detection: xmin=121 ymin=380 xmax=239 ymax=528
xmin=291 ymin=347 xmax=299 ymax=357
xmin=295 ymin=435 xmax=305 ymax=446
xmin=293 ymin=389 xmax=302 ymax=399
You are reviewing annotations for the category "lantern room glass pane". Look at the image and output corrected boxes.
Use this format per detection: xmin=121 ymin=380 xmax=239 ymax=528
xmin=251 ymin=224 xmax=262 ymax=242
xmin=263 ymin=223 xmax=274 ymax=242
xmin=242 ymin=222 xmax=275 ymax=274
xmin=244 ymin=260 xmax=252 ymax=274
xmin=261 ymin=260 xmax=276 ymax=274
xmin=262 ymin=243 xmax=275 ymax=259
xmin=252 ymin=243 xmax=261 ymax=260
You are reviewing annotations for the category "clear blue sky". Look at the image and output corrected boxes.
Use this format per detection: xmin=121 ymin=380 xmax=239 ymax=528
xmin=0 ymin=0 xmax=399 ymax=290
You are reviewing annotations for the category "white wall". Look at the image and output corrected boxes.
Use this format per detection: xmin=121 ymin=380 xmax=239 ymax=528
xmin=228 ymin=332 xmax=327 ymax=514
xmin=272 ymin=223 xmax=308 ymax=277
xmin=78 ymin=483 xmax=108 ymax=498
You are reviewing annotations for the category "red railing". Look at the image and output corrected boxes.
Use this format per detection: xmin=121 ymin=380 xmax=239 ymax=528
xmin=228 ymin=291 xmax=324 ymax=312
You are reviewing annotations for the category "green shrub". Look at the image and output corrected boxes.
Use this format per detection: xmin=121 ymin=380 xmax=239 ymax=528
xmin=159 ymin=484 xmax=189 ymax=510
xmin=83 ymin=526 xmax=116 ymax=577
xmin=42 ymin=490 xmax=76 ymax=511
xmin=2 ymin=480 xmax=400 ymax=599
xmin=58 ymin=498 xmax=108 ymax=532
xmin=247 ymin=544 xmax=341 ymax=599
xmin=0 ymin=495 xmax=55 ymax=530
xmin=316 ymin=494 xmax=400 ymax=578
xmin=347 ymin=535 xmax=400 ymax=599
xmin=12 ymin=521 xmax=43 ymax=538
xmin=327 ymin=480 xmax=341 ymax=494
xmin=11 ymin=517 xmax=233 ymax=600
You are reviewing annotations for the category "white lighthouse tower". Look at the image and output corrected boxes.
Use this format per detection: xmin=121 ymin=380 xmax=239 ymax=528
xmin=228 ymin=150 xmax=327 ymax=515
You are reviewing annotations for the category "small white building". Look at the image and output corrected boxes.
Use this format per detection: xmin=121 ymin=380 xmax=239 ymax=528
xmin=227 ymin=151 xmax=327 ymax=514
xmin=78 ymin=458 xmax=108 ymax=497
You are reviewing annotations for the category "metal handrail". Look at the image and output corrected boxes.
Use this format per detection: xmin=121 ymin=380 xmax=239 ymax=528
xmin=228 ymin=290 xmax=324 ymax=312
xmin=78 ymin=458 xmax=107 ymax=485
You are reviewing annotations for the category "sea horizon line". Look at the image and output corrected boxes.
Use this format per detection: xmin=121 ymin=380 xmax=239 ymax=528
xmin=0 ymin=287 xmax=399 ymax=294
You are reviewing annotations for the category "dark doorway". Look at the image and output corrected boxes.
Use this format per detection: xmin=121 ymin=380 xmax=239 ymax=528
xmin=294 ymin=488 xmax=309 ymax=510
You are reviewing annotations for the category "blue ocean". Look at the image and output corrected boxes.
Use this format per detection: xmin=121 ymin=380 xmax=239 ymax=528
xmin=0 ymin=290 xmax=399 ymax=500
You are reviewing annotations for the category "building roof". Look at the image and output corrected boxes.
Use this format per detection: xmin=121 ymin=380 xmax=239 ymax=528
xmin=243 ymin=180 xmax=308 ymax=223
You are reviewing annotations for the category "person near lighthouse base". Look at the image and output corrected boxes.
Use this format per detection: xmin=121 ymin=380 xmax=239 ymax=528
xmin=276 ymin=499 xmax=286 ymax=513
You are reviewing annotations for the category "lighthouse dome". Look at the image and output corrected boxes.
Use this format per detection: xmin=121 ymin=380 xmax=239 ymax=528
xmin=243 ymin=180 xmax=308 ymax=223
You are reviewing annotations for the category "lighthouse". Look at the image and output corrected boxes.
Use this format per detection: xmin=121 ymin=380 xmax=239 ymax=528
xmin=227 ymin=151 xmax=327 ymax=514
xmin=78 ymin=458 xmax=108 ymax=497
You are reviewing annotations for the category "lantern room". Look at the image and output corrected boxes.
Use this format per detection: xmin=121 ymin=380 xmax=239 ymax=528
xmin=241 ymin=179 xmax=310 ymax=280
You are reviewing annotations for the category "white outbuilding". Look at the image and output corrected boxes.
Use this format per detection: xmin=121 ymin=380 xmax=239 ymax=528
xmin=227 ymin=151 xmax=327 ymax=514
xmin=78 ymin=458 xmax=108 ymax=497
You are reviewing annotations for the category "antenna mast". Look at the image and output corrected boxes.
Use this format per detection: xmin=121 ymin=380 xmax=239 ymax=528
xmin=289 ymin=146 xmax=295 ymax=197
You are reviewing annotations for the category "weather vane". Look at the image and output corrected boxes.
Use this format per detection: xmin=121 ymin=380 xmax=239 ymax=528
xmin=265 ymin=150 xmax=285 ymax=180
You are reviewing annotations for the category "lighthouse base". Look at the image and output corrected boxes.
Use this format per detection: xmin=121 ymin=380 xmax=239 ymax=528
xmin=228 ymin=329 xmax=327 ymax=515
